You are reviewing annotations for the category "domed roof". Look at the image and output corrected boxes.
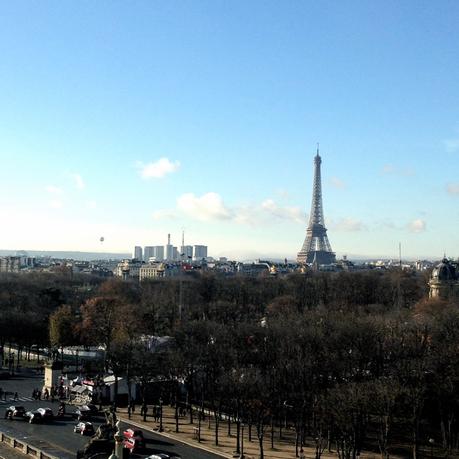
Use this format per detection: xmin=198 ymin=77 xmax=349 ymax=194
xmin=431 ymin=258 xmax=457 ymax=282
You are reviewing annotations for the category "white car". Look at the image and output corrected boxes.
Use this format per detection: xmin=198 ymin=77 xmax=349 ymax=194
xmin=37 ymin=407 xmax=54 ymax=421
xmin=146 ymin=454 xmax=181 ymax=459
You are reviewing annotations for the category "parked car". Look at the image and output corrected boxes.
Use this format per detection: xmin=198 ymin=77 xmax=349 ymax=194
xmin=146 ymin=454 xmax=181 ymax=459
xmin=4 ymin=405 xmax=25 ymax=419
xmin=123 ymin=428 xmax=145 ymax=453
xmin=37 ymin=407 xmax=54 ymax=421
xmin=74 ymin=421 xmax=95 ymax=436
xmin=24 ymin=410 xmax=42 ymax=423
xmin=74 ymin=404 xmax=99 ymax=421
xmin=123 ymin=428 xmax=144 ymax=444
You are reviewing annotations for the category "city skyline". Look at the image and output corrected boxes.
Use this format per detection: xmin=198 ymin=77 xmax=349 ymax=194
xmin=1 ymin=2 xmax=458 ymax=260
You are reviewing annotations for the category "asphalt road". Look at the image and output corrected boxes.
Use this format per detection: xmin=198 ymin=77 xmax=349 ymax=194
xmin=0 ymin=372 xmax=221 ymax=459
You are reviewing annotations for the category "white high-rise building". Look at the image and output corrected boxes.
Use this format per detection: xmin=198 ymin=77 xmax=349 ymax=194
xmin=144 ymin=246 xmax=154 ymax=262
xmin=194 ymin=245 xmax=208 ymax=260
xmin=134 ymin=246 xmax=143 ymax=261
xmin=165 ymin=233 xmax=174 ymax=261
xmin=181 ymin=245 xmax=193 ymax=260
xmin=153 ymin=246 xmax=164 ymax=261
xmin=172 ymin=247 xmax=179 ymax=261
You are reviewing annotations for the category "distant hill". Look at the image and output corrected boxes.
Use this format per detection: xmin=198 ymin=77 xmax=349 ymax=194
xmin=0 ymin=249 xmax=130 ymax=261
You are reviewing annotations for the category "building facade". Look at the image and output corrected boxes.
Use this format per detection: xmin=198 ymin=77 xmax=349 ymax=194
xmin=0 ymin=256 xmax=20 ymax=273
xmin=139 ymin=263 xmax=166 ymax=281
xmin=429 ymin=258 xmax=459 ymax=300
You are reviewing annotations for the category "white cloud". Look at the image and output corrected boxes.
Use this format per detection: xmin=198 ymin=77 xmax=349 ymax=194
xmin=49 ymin=199 xmax=63 ymax=209
xmin=86 ymin=200 xmax=97 ymax=209
xmin=138 ymin=158 xmax=180 ymax=179
xmin=407 ymin=219 xmax=426 ymax=233
xmin=177 ymin=192 xmax=232 ymax=221
xmin=381 ymin=164 xmax=415 ymax=176
xmin=153 ymin=193 xmax=305 ymax=226
xmin=152 ymin=209 xmax=178 ymax=220
xmin=328 ymin=217 xmax=364 ymax=232
xmin=329 ymin=177 xmax=347 ymax=189
xmin=444 ymin=138 xmax=459 ymax=153
xmin=260 ymin=199 xmax=305 ymax=223
xmin=73 ymin=174 xmax=85 ymax=190
xmin=447 ymin=183 xmax=459 ymax=195
xmin=45 ymin=185 xmax=63 ymax=194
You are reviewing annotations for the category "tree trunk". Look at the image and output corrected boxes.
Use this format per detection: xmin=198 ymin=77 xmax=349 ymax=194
xmin=257 ymin=420 xmax=265 ymax=459
xmin=214 ymin=408 xmax=220 ymax=445
xmin=127 ymin=363 xmax=132 ymax=420
xmin=113 ymin=373 xmax=118 ymax=411
xmin=175 ymin=401 xmax=179 ymax=433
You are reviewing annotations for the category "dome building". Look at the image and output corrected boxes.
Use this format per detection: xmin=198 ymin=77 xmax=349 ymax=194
xmin=429 ymin=258 xmax=459 ymax=299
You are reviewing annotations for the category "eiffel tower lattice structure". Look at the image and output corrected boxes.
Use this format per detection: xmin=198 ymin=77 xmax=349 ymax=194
xmin=297 ymin=147 xmax=336 ymax=265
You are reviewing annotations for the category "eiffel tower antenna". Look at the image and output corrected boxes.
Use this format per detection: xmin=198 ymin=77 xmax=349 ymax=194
xmin=297 ymin=147 xmax=336 ymax=265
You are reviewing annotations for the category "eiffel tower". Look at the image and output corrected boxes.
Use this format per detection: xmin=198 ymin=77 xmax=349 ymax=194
xmin=297 ymin=146 xmax=336 ymax=265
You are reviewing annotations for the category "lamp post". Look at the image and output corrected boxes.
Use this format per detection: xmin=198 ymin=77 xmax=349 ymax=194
xmin=429 ymin=438 xmax=434 ymax=458
xmin=108 ymin=420 xmax=124 ymax=459
xmin=159 ymin=397 xmax=164 ymax=432
xmin=240 ymin=423 xmax=245 ymax=459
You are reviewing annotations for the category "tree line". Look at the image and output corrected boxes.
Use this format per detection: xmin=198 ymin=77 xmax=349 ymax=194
xmin=2 ymin=268 xmax=458 ymax=458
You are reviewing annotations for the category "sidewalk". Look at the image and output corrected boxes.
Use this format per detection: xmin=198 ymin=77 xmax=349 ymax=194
xmin=117 ymin=405 xmax=385 ymax=459
xmin=0 ymin=442 xmax=28 ymax=459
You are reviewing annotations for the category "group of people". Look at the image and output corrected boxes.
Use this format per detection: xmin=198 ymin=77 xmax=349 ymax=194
xmin=0 ymin=388 xmax=18 ymax=401
xmin=32 ymin=385 xmax=66 ymax=401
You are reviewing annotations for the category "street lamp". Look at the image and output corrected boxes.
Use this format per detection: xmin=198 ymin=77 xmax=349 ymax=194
xmin=429 ymin=438 xmax=434 ymax=458
xmin=109 ymin=420 xmax=124 ymax=459
xmin=159 ymin=397 xmax=164 ymax=432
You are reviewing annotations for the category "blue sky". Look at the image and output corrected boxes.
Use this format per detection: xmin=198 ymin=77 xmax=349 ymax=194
xmin=0 ymin=1 xmax=458 ymax=260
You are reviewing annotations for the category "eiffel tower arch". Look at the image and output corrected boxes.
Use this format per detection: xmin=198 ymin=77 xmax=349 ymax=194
xmin=297 ymin=148 xmax=336 ymax=265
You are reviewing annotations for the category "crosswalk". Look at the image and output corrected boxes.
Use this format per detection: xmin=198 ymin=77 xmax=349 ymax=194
xmin=0 ymin=396 xmax=35 ymax=404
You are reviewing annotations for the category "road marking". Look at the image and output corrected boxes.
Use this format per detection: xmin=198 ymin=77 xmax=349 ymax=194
xmin=0 ymin=397 xmax=34 ymax=404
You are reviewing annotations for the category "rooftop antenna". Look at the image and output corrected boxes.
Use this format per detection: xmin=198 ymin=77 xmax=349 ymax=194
xmin=399 ymin=242 xmax=402 ymax=267
xmin=167 ymin=233 xmax=171 ymax=245
xmin=316 ymin=142 xmax=320 ymax=156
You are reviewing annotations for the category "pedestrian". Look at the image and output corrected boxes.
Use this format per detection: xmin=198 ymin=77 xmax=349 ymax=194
xmin=14 ymin=392 xmax=18 ymax=401
xmin=0 ymin=388 xmax=3 ymax=400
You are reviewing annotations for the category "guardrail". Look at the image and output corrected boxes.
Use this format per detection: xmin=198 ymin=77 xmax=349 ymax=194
xmin=0 ymin=430 xmax=60 ymax=459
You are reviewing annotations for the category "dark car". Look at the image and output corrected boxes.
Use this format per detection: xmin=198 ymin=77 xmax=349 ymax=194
xmin=74 ymin=421 xmax=95 ymax=436
xmin=24 ymin=410 xmax=42 ymax=424
xmin=74 ymin=404 xmax=99 ymax=421
xmin=4 ymin=405 xmax=26 ymax=419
